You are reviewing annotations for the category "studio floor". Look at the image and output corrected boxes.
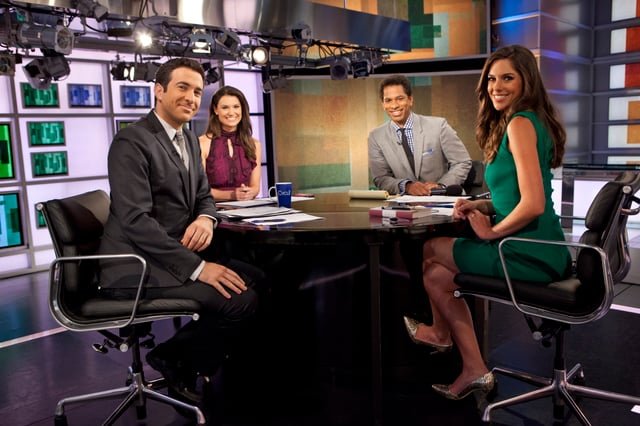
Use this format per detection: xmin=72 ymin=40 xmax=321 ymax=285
xmin=1 ymin=267 xmax=640 ymax=425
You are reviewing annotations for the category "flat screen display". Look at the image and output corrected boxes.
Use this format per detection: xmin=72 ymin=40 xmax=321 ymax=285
xmin=0 ymin=123 xmax=15 ymax=179
xmin=116 ymin=120 xmax=136 ymax=131
xmin=120 ymin=85 xmax=151 ymax=108
xmin=68 ymin=83 xmax=103 ymax=107
xmin=21 ymin=82 xmax=60 ymax=107
xmin=27 ymin=121 xmax=65 ymax=146
xmin=31 ymin=151 xmax=69 ymax=177
xmin=0 ymin=192 xmax=24 ymax=249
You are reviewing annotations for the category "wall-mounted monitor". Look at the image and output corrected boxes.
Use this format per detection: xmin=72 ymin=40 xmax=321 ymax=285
xmin=27 ymin=121 xmax=65 ymax=146
xmin=120 ymin=85 xmax=151 ymax=108
xmin=115 ymin=119 xmax=137 ymax=131
xmin=21 ymin=82 xmax=60 ymax=108
xmin=31 ymin=151 xmax=68 ymax=177
xmin=68 ymin=83 xmax=103 ymax=107
xmin=0 ymin=123 xmax=15 ymax=180
xmin=0 ymin=192 xmax=24 ymax=249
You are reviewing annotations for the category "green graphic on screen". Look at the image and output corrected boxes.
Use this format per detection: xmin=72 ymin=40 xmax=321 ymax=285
xmin=31 ymin=151 xmax=68 ymax=177
xmin=27 ymin=121 xmax=65 ymax=146
xmin=0 ymin=123 xmax=15 ymax=179
xmin=0 ymin=193 xmax=23 ymax=248
xmin=21 ymin=82 xmax=60 ymax=107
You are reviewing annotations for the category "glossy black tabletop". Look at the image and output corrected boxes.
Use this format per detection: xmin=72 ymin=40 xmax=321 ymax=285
xmin=217 ymin=192 xmax=460 ymax=242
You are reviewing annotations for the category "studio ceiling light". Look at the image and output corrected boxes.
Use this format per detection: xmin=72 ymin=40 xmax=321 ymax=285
xmin=0 ymin=52 xmax=18 ymax=76
xmin=23 ymin=55 xmax=70 ymax=89
xmin=215 ymin=29 xmax=241 ymax=55
xmin=189 ymin=29 xmax=214 ymax=54
xmin=262 ymin=74 xmax=288 ymax=93
xmin=330 ymin=57 xmax=350 ymax=80
xmin=16 ymin=23 xmax=74 ymax=55
xmin=202 ymin=62 xmax=221 ymax=85
xmin=351 ymin=58 xmax=371 ymax=78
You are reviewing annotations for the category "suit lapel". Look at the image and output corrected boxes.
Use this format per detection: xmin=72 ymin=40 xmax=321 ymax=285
xmin=412 ymin=117 xmax=425 ymax=176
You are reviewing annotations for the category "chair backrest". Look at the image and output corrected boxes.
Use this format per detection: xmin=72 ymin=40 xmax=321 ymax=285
xmin=38 ymin=190 xmax=110 ymax=300
xmin=576 ymin=171 xmax=640 ymax=304
xmin=463 ymin=160 xmax=488 ymax=196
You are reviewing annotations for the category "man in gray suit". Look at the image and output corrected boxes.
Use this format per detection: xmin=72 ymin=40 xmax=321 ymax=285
xmin=368 ymin=75 xmax=471 ymax=195
xmin=99 ymin=58 xmax=260 ymax=403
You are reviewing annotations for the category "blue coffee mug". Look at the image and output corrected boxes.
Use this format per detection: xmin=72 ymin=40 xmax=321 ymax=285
xmin=269 ymin=182 xmax=293 ymax=207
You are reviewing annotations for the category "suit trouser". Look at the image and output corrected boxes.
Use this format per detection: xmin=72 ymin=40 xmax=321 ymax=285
xmin=103 ymin=258 xmax=264 ymax=374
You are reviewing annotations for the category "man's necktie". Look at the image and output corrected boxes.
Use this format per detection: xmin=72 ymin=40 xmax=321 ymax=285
xmin=175 ymin=130 xmax=189 ymax=170
xmin=398 ymin=128 xmax=415 ymax=174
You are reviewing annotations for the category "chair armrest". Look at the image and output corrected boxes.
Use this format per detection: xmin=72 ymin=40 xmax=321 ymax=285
xmin=49 ymin=253 xmax=147 ymax=329
xmin=497 ymin=236 xmax=614 ymax=322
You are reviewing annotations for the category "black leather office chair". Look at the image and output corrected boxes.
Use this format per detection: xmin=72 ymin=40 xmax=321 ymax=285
xmin=454 ymin=171 xmax=640 ymax=424
xmin=463 ymin=160 xmax=488 ymax=197
xmin=38 ymin=190 xmax=206 ymax=425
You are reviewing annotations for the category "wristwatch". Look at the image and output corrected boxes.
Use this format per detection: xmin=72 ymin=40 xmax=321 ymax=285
xmin=436 ymin=183 xmax=447 ymax=189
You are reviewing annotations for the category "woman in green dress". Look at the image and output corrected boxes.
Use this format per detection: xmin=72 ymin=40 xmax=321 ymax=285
xmin=403 ymin=45 xmax=572 ymax=400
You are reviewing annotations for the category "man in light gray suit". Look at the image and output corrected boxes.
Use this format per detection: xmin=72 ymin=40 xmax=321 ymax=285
xmin=99 ymin=58 xmax=260 ymax=404
xmin=368 ymin=75 xmax=471 ymax=195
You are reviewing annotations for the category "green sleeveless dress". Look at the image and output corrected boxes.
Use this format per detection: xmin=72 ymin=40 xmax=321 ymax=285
xmin=453 ymin=111 xmax=571 ymax=282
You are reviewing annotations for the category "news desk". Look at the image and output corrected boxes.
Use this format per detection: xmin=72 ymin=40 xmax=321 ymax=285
xmin=217 ymin=193 xmax=470 ymax=425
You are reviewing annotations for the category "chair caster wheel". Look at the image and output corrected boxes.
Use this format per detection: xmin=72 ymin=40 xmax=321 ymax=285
xmin=54 ymin=414 xmax=68 ymax=426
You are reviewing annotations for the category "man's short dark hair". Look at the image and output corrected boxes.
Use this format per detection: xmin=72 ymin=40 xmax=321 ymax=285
xmin=379 ymin=75 xmax=412 ymax=101
xmin=154 ymin=58 xmax=205 ymax=90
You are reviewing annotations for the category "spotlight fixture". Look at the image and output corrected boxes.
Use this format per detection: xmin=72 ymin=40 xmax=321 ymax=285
xmin=110 ymin=60 xmax=158 ymax=82
xmin=189 ymin=29 xmax=214 ymax=54
xmin=262 ymin=74 xmax=288 ymax=93
xmin=73 ymin=0 xmax=108 ymax=22
xmin=351 ymin=58 xmax=372 ymax=78
xmin=202 ymin=63 xmax=221 ymax=85
xmin=16 ymin=23 xmax=74 ymax=55
xmin=330 ymin=56 xmax=350 ymax=80
xmin=291 ymin=23 xmax=312 ymax=45
xmin=135 ymin=31 xmax=154 ymax=49
xmin=129 ymin=61 xmax=160 ymax=82
xmin=0 ymin=52 xmax=17 ymax=76
xmin=251 ymin=46 xmax=270 ymax=65
xmin=214 ymin=29 xmax=241 ymax=54
xmin=110 ymin=61 xmax=133 ymax=80
xmin=240 ymin=44 xmax=270 ymax=66
xmin=23 ymin=55 xmax=70 ymax=89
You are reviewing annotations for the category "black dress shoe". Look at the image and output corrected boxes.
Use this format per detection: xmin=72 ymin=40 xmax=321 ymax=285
xmin=146 ymin=348 xmax=203 ymax=405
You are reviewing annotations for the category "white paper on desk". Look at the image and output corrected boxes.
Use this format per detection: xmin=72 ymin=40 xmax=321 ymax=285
xmin=216 ymin=206 xmax=299 ymax=219
xmin=216 ymin=196 xmax=314 ymax=208
xmin=392 ymin=195 xmax=468 ymax=204
xmin=216 ymin=198 xmax=275 ymax=208
xmin=243 ymin=213 xmax=324 ymax=225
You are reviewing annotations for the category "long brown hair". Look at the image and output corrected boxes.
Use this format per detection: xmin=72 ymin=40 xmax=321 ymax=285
xmin=476 ymin=45 xmax=566 ymax=168
xmin=204 ymin=85 xmax=256 ymax=160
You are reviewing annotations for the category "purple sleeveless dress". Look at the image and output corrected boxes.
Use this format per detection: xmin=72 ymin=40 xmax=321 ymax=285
xmin=205 ymin=130 xmax=256 ymax=190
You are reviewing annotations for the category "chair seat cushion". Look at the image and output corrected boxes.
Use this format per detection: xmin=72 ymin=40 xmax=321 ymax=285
xmin=454 ymin=273 xmax=600 ymax=317
xmin=75 ymin=298 xmax=202 ymax=321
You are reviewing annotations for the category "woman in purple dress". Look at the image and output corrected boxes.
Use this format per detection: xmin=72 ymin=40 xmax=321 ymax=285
xmin=199 ymin=86 xmax=262 ymax=201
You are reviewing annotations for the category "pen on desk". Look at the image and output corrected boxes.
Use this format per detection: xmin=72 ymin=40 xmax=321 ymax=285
xmin=251 ymin=218 xmax=287 ymax=224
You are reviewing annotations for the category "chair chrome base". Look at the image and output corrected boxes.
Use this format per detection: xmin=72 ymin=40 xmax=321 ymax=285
xmin=485 ymin=362 xmax=640 ymax=425
xmin=54 ymin=366 xmax=205 ymax=425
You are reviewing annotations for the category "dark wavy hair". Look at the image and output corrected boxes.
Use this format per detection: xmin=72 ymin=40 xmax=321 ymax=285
xmin=154 ymin=58 xmax=204 ymax=90
xmin=204 ymin=85 xmax=255 ymax=161
xmin=476 ymin=45 xmax=566 ymax=168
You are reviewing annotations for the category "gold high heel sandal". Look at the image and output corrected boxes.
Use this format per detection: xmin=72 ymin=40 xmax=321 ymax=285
xmin=402 ymin=316 xmax=453 ymax=353
xmin=431 ymin=372 xmax=496 ymax=400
